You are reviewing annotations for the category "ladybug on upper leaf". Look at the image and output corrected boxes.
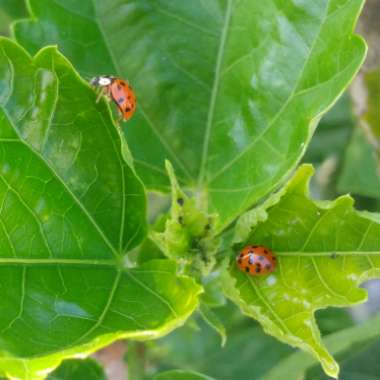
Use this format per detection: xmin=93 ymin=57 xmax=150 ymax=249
xmin=91 ymin=75 xmax=136 ymax=123
xmin=236 ymin=245 xmax=277 ymax=276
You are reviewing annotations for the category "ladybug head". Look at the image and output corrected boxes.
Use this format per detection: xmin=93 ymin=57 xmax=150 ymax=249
xmin=90 ymin=76 xmax=112 ymax=87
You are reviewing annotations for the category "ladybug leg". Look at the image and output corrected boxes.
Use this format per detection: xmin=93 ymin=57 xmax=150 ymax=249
xmin=95 ymin=87 xmax=106 ymax=103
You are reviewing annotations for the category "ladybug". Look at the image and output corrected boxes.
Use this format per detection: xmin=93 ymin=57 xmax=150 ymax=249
xmin=90 ymin=75 xmax=136 ymax=122
xmin=236 ymin=245 xmax=276 ymax=276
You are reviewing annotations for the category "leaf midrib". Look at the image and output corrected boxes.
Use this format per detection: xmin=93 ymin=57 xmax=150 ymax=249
xmin=198 ymin=0 xmax=233 ymax=186
xmin=0 ymin=258 xmax=116 ymax=265
xmin=207 ymin=1 xmax=331 ymax=185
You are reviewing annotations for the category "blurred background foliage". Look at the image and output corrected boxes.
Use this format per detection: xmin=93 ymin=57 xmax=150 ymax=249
xmin=0 ymin=0 xmax=26 ymax=36
xmin=1 ymin=0 xmax=380 ymax=379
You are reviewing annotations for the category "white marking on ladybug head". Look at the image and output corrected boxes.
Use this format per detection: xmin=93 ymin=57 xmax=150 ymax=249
xmin=90 ymin=76 xmax=112 ymax=86
xmin=98 ymin=76 xmax=112 ymax=86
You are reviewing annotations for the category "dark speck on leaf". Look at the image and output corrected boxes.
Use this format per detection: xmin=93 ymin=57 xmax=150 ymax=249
xmin=177 ymin=198 xmax=184 ymax=206
xmin=330 ymin=252 xmax=338 ymax=259
xmin=178 ymin=216 xmax=183 ymax=224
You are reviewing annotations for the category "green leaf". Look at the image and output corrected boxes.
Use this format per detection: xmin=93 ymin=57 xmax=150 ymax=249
xmin=154 ymin=369 xmax=214 ymax=380
xmin=224 ymin=164 xmax=380 ymax=378
xmin=137 ymin=215 xmax=166 ymax=266
xmin=0 ymin=38 xmax=201 ymax=379
xmin=198 ymin=303 xmax=226 ymax=347
xmin=338 ymin=127 xmax=380 ymax=199
xmin=200 ymin=275 xmax=226 ymax=308
xmin=264 ymin=312 xmax=380 ymax=380
xmin=47 ymin=359 xmax=106 ymax=380
xmin=13 ymin=0 xmax=366 ymax=230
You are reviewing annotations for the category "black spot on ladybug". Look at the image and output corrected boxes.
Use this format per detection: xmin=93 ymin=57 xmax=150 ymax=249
xmin=252 ymin=245 xmax=258 ymax=248
xmin=117 ymin=97 xmax=125 ymax=104
xmin=117 ymin=84 xmax=122 ymax=90
xmin=177 ymin=198 xmax=184 ymax=206
xmin=255 ymin=266 xmax=261 ymax=273
xmin=265 ymin=264 xmax=271 ymax=270
xmin=272 ymin=257 xmax=276 ymax=261
xmin=245 ymin=267 xmax=249 ymax=273
xmin=125 ymin=106 xmax=131 ymax=112
xmin=264 ymin=249 xmax=269 ymax=254
xmin=239 ymin=253 xmax=244 ymax=258
xmin=237 ymin=258 xmax=242 ymax=264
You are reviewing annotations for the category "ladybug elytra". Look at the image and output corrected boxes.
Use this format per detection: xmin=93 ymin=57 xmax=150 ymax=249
xmin=236 ymin=245 xmax=276 ymax=276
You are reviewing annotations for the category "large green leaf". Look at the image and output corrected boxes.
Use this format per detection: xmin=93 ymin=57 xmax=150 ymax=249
xmin=13 ymin=0 xmax=366 ymax=230
xmin=224 ymin=164 xmax=380 ymax=378
xmin=0 ymin=38 xmax=201 ymax=380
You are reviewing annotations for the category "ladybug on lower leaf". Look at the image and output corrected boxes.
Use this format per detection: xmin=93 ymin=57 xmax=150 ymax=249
xmin=91 ymin=75 xmax=136 ymax=123
xmin=236 ymin=245 xmax=277 ymax=276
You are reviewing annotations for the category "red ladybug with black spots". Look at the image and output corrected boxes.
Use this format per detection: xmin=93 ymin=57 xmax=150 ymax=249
xmin=236 ymin=245 xmax=276 ymax=276
xmin=91 ymin=75 xmax=136 ymax=123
